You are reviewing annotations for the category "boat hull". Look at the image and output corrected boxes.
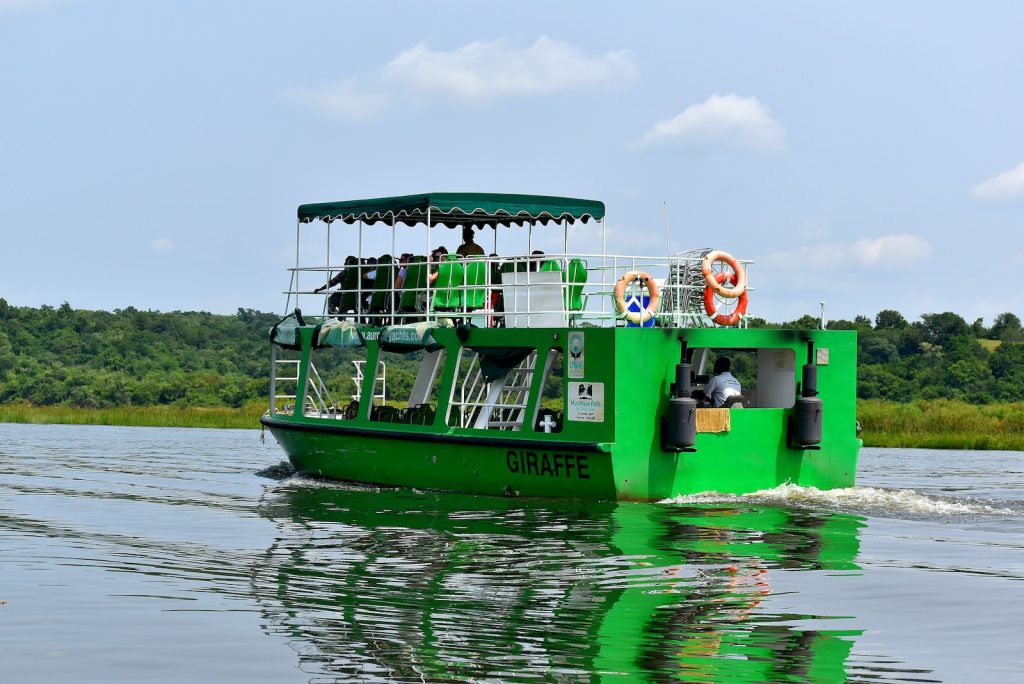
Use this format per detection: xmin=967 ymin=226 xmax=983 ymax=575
xmin=262 ymin=413 xmax=859 ymax=502
xmin=262 ymin=416 xmax=618 ymax=499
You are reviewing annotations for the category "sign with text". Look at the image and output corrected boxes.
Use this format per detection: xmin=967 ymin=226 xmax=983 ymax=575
xmin=568 ymin=382 xmax=604 ymax=422
xmin=567 ymin=331 xmax=585 ymax=379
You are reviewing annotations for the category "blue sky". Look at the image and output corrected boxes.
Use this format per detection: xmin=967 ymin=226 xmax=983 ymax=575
xmin=2 ymin=1 xmax=1022 ymax=323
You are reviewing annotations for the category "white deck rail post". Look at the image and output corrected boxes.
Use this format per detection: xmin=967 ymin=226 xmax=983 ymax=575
xmin=426 ymin=207 xmax=432 ymax=320
xmin=357 ymin=220 xmax=363 ymax=324
xmin=325 ymin=219 xmax=332 ymax=317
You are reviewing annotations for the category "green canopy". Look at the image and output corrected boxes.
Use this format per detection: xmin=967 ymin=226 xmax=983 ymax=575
xmin=297 ymin=192 xmax=604 ymax=228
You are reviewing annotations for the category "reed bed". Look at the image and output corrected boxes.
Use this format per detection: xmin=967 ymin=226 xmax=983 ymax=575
xmin=3 ymin=400 xmax=1022 ymax=451
xmin=0 ymin=404 xmax=264 ymax=430
xmin=858 ymin=399 xmax=1024 ymax=450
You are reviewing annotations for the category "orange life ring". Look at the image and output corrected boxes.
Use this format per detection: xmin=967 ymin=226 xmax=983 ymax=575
xmin=613 ymin=270 xmax=661 ymax=324
xmin=704 ymin=272 xmax=749 ymax=326
xmin=701 ymin=250 xmax=746 ymax=298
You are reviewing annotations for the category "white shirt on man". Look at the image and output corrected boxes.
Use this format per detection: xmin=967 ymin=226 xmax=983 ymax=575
xmin=705 ymin=371 xmax=741 ymax=407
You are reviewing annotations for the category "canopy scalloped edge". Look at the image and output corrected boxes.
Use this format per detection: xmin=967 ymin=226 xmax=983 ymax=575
xmin=297 ymin=192 xmax=605 ymax=228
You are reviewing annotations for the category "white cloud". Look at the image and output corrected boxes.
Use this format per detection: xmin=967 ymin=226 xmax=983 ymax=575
xmin=635 ymin=92 xmax=786 ymax=151
xmin=761 ymin=234 xmax=931 ymax=271
xmin=970 ymin=160 xmax=1024 ymax=201
xmin=287 ymin=78 xmax=390 ymax=121
xmin=290 ymin=37 xmax=635 ymax=119
xmin=0 ymin=0 xmax=51 ymax=12
xmin=151 ymin=238 xmax=174 ymax=252
xmin=849 ymin=234 xmax=931 ymax=266
xmin=382 ymin=36 xmax=636 ymax=102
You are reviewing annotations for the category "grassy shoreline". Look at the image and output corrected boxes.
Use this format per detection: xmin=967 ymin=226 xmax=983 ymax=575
xmin=857 ymin=399 xmax=1024 ymax=451
xmin=0 ymin=404 xmax=264 ymax=430
xmin=2 ymin=399 xmax=1022 ymax=451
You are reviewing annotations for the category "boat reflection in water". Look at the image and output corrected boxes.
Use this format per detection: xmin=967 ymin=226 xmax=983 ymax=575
xmin=255 ymin=482 xmax=866 ymax=682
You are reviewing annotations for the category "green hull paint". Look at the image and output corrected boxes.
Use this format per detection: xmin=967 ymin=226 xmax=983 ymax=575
xmin=266 ymin=421 xmax=618 ymax=499
xmin=263 ymin=325 xmax=861 ymax=501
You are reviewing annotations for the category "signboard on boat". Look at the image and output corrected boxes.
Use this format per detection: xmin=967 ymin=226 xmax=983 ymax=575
xmin=568 ymin=382 xmax=604 ymax=422
xmin=567 ymin=331 xmax=584 ymax=379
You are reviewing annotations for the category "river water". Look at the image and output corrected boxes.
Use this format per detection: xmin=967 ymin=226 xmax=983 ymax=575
xmin=1 ymin=423 xmax=1022 ymax=683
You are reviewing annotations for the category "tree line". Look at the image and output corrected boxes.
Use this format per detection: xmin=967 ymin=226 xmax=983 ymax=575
xmin=749 ymin=309 xmax=1024 ymax=403
xmin=1 ymin=298 xmax=1022 ymax=408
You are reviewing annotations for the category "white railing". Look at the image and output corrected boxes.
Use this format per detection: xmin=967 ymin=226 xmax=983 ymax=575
xmin=303 ymin=362 xmax=337 ymax=417
xmin=352 ymin=360 xmax=386 ymax=403
xmin=283 ymin=251 xmax=753 ymax=329
xmin=271 ymin=356 xmax=299 ymax=415
xmin=447 ymin=350 xmax=538 ymax=430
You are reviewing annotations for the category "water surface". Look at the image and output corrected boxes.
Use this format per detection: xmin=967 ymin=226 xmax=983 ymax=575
xmin=2 ymin=424 xmax=1022 ymax=682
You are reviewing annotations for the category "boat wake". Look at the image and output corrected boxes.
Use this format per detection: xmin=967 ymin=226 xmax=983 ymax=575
xmin=661 ymin=483 xmax=1021 ymax=518
xmin=255 ymin=460 xmax=298 ymax=481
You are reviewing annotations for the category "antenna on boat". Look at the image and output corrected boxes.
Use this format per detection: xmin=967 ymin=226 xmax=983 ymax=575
xmin=663 ymin=202 xmax=672 ymax=255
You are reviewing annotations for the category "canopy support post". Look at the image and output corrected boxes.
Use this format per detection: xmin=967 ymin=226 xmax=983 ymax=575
xmin=290 ymin=219 xmax=300 ymax=313
xmin=358 ymin=220 xmax=363 ymax=324
xmin=391 ymin=214 xmax=397 ymax=325
xmin=426 ymin=207 xmax=432 ymax=319
xmin=325 ymin=219 xmax=332 ymax=317
xmin=562 ymin=218 xmax=568 ymax=261
xmin=601 ymin=216 xmax=607 ymax=316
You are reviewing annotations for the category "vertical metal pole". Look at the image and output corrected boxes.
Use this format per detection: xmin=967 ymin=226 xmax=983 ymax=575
xmin=269 ymin=344 xmax=277 ymax=414
xmin=601 ymin=217 xmax=607 ymax=322
xmin=358 ymin=220 xmax=363 ymax=323
xmin=663 ymin=202 xmax=671 ymax=256
xmin=293 ymin=219 xmax=301 ymax=313
xmin=325 ymin=220 xmax=332 ymax=317
xmin=527 ymin=221 xmax=534 ymax=320
xmin=391 ymin=214 xmax=397 ymax=324
xmin=426 ymin=208 xmax=432 ymax=319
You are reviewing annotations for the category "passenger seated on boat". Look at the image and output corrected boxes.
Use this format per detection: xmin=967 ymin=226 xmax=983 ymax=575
xmin=701 ymin=357 xmax=742 ymax=408
xmin=456 ymin=227 xmax=485 ymax=257
xmin=361 ymin=256 xmax=378 ymax=288
xmin=314 ymin=255 xmax=357 ymax=293
xmin=427 ymin=247 xmax=448 ymax=284
xmin=394 ymin=253 xmax=413 ymax=289
xmin=528 ymin=250 xmax=546 ymax=272
xmin=315 ymin=256 xmax=359 ymax=315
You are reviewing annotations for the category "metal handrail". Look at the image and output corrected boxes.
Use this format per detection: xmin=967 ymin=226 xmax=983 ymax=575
xmin=284 ymin=252 xmax=754 ymax=329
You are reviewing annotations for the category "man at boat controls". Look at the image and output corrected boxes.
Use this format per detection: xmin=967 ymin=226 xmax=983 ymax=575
xmin=701 ymin=357 xmax=742 ymax=408
xmin=456 ymin=227 xmax=485 ymax=257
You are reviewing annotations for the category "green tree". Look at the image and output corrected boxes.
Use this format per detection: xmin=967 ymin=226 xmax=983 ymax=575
xmin=990 ymin=312 xmax=1023 ymax=342
xmin=920 ymin=312 xmax=970 ymax=347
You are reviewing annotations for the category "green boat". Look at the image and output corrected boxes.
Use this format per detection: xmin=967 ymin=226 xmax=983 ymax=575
xmin=260 ymin=192 xmax=861 ymax=501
